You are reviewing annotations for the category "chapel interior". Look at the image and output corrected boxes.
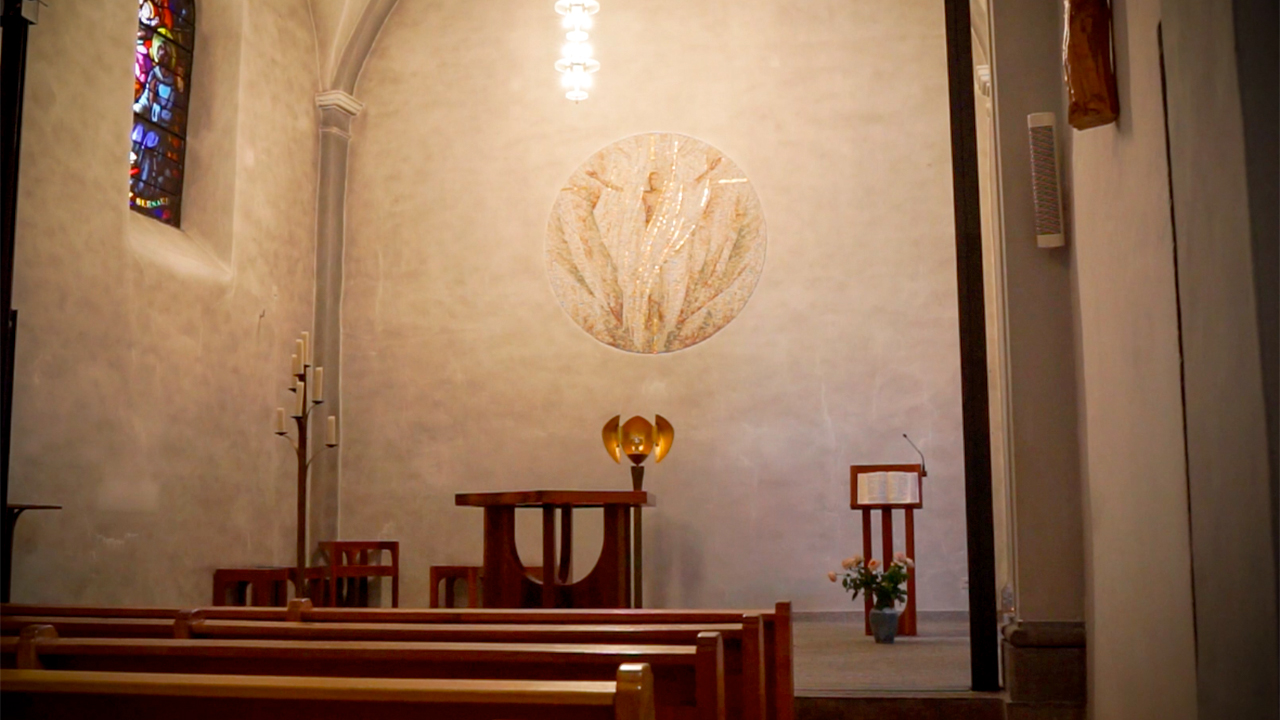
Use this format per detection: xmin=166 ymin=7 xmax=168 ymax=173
xmin=0 ymin=1 xmax=1276 ymax=719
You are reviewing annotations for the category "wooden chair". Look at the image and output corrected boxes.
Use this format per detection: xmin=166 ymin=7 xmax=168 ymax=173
xmin=0 ymin=665 xmax=657 ymax=720
xmin=429 ymin=565 xmax=482 ymax=608
xmin=428 ymin=565 xmax=546 ymax=608
xmin=317 ymin=541 xmax=399 ymax=608
xmin=211 ymin=568 xmax=290 ymax=607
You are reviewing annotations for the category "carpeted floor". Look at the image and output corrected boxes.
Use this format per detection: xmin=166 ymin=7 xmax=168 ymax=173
xmin=793 ymin=613 xmax=971 ymax=692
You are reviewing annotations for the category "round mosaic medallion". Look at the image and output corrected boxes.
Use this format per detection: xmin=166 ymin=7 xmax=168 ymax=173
xmin=546 ymin=133 xmax=766 ymax=353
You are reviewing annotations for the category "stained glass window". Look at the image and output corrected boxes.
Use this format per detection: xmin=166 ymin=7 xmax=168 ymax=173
xmin=130 ymin=0 xmax=195 ymax=227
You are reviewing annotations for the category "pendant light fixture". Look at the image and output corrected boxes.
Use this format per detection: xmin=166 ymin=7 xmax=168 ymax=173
xmin=554 ymin=1 xmax=600 ymax=102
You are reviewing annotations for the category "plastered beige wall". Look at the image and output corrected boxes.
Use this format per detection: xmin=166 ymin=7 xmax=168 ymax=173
xmin=1162 ymin=0 xmax=1279 ymax=715
xmin=987 ymin=0 xmax=1085 ymax=623
xmin=341 ymin=0 xmax=970 ymax=610
xmin=1069 ymin=0 xmax=1198 ymax=716
xmin=8 ymin=0 xmax=320 ymax=605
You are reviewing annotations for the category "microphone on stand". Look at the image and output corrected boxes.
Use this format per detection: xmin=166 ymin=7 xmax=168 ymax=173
xmin=903 ymin=434 xmax=927 ymax=476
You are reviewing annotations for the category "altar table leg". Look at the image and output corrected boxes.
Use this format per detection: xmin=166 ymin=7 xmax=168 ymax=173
xmin=558 ymin=506 xmax=573 ymax=585
xmin=482 ymin=505 xmax=522 ymax=608
xmin=633 ymin=505 xmax=643 ymax=608
xmin=583 ymin=504 xmax=631 ymax=608
xmin=541 ymin=506 xmax=557 ymax=608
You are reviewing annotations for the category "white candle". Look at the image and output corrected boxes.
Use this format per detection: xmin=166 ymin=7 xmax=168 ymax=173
xmin=312 ymin=367 xmax=324 ymax=403
xmin=301 ymin=331 xmax=310 ymax=365
xmin=290 ymin=353 xmax=301 ymax=375
xmin=326 ymin=416 xmax=338 ymax=446
xmin=274 ymin=408 xmax=287 ymax=434
xmin=295 ymin=340 xmax=305 ymax=371
xmin=294 ymin=381 xmax=306 ymax=417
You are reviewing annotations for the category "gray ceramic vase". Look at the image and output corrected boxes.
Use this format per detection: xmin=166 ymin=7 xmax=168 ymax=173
xmin=869 ymin=608 xmax=900 ymax=644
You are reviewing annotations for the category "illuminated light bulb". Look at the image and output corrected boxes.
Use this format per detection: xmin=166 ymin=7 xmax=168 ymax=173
xmin=554 ymin=0 xmax=600 ymax=17
xmin=554 ymin=0 xmax=600 ymax=103
xmin=562 ymin=11 xmax=592 ymax=31
xmin=561 ymin=42 xmax=593 ymax=60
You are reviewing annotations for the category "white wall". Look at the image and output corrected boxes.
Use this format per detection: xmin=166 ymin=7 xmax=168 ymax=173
xmin=9 ymin=0 xmax=320 ymax=605
xmin=1070 ymin=0 xmax=1199 ymax=716
xmin=987 ymin=0 xmax=1086 ymax=624
xmin=341 ymin=0 xmax=970 ymax=610
xmin=1163 ymin=0 xmax=1279 ymax=715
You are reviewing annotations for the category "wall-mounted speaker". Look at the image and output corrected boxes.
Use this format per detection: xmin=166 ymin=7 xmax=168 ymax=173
xmin=1027 ymin=112 xmax=1066 ymax=248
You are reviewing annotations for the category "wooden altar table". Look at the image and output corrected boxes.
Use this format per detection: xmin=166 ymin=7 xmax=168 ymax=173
xmin=455 ymin=490 xmax=651 ymax=609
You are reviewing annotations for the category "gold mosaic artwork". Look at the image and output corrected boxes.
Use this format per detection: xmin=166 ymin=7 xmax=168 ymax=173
xmin=546 ymin=133 xmax=766 ymax=353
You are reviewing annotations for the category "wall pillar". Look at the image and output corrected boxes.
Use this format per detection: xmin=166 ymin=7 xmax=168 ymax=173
xmin=309 ymin=89 xmax=364 ymax=553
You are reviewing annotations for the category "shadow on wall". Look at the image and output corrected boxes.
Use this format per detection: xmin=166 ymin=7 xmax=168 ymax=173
xmin=646 ymin=514 xmax=706 ymax=608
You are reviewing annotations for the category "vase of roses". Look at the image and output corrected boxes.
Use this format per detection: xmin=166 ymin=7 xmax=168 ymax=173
xmin=828 ymin=552 xmax=914 ymax=643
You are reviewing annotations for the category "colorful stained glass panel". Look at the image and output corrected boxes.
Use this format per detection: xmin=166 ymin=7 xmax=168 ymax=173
xmin=130 ymin=0 xmax=194 ymax=227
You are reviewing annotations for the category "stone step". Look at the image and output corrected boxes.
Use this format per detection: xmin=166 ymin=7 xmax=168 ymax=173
xmin=796 ymin=691 xmax=1007 ymax=720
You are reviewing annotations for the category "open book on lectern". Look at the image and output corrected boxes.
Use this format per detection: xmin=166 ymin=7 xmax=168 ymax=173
xmin=856 ymin=471 xmax=920 ymax=505
xmin=849 ymin=463 xmax=925 ymax=509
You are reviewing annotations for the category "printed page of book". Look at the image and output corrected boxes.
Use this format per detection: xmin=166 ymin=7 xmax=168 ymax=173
xmin=886 ymin=471 xmax=920 ymax=504
xmin=857 ymin=472 xmax=889 ymax=504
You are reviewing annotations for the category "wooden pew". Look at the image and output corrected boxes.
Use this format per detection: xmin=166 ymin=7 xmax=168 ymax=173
xmin=0 ymin=615 xmax=176 ymax=638
xmin=273 ymin=601 xmax=794 ymax=719
xmin=2 ymin=627 xmax=723 ymax=720
xmin=2 ymin=603 xmax=295 ymax=621
xmin=182 ymin=617 xmax=763 ymax=720
xmin=0 ymin=664 xmax=656 ymax=720
xmin=1 ymin=614 xmax=762 ymax=720
xmin=1 ymin=601 xmax=793 ymax=720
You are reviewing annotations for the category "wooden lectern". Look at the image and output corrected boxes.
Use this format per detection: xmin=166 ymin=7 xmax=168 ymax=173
xmin=850 ymin=464 xmax=924 ymax=636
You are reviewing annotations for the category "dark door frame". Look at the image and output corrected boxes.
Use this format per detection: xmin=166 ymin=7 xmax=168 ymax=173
xmin=942 ymin=0 xmax=1000 ymax=692
xmin=0 ymin=0 xmax=34 ymax=605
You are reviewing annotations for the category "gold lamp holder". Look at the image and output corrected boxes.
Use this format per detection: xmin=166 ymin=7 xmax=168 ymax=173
xmin=602 ymin=415 xmax=673 ymax=491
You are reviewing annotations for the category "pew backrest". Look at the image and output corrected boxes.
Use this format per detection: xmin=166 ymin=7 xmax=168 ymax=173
xmin=4 ymin=630 xmax=724 ymax=720
xmin=0 ymin=665 xmax=656 ymax=720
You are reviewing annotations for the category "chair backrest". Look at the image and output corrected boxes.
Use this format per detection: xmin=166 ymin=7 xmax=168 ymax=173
xmin=319 ymin=540 xmax=398 ymax=568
